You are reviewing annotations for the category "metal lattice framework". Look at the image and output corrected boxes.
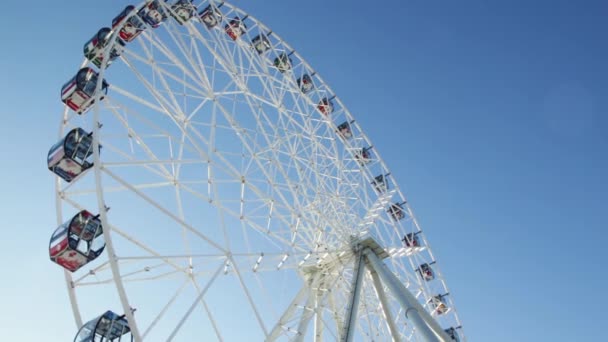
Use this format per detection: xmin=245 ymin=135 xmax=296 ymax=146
xmin=53 ymin=1 xmax=464 ymax=340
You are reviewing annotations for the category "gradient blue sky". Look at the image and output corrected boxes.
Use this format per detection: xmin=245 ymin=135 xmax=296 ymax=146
xmin=0 ymin=0 xmax=606 ymax=340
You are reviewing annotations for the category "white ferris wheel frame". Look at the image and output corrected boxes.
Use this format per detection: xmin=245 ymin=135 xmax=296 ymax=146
xmin=53 ymin=1 xmax=465 ymax=341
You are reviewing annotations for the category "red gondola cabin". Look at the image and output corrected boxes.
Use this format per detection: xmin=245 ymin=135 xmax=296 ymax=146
xmin=112 ymin=5 xmax=146 ymax=42
xmin=199 ymin=5 xmax=223 ymax=29
xmin=47 ymin=128 xmax=97 ymax=182
xmin=49 ymin=210 xmax=106 ymax=272
xmin=83 ymin=27 xmax=125 ymax=68
xmin=61 ymin=67 xmax=109 ymax=115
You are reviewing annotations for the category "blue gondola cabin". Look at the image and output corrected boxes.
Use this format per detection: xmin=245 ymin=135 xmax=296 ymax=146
xmin=317 ymin=97 xmax=334 ymax=115
xmin=74 ymin=311 xmax=132 ymax=342
xmin=225 ymin=17 xmax=247 ymax=40
xmin=171 ymin=0 xmax=196 ymax=24
xmin=138 ymin=0 xmax=167 ymax=28
xmin=84 ymin=27 xmax=125 ymax=68
xmin=48 ymin=128 xmax=97 ymax=182
xmin=61 ymin=67 xmax=109 ymax=114
xmin=199 ymin=5 xmax=222 ymax=29
xmin=49 ymin=210 xmax=106 ymax=272
xmin=112 ymin=5 xmax=146 ymax=42
xmin=297 ymin=74 xmax=314 ymax=94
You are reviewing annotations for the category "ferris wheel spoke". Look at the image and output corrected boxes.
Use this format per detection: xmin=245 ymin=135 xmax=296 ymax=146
xmin=140 ymin=276 xmax=190 ymax=339
xmin=135 ymin=29 xmax=210 ymax=97
xmin=228 ymin=256 xmax=269 ymax=337
xmin=102 ymin=167 xmax=227 ymax=253
xmin=167 ymin=262 xmax=223 ymax=340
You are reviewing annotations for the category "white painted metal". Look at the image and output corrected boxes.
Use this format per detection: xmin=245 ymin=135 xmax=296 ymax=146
xmin=364 ymin=249 xmax=451 ymax=342
xmin=341 ymin=252 xmax=365 ymax=342
xmin=369 ymin=268 xmax=401 ymax=342
xmin=53 ymin=0 xmax=465 ymax=340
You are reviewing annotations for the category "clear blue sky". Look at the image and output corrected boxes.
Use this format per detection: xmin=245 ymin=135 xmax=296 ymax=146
xmin=0 ymin=0 xmax=606 ymax=341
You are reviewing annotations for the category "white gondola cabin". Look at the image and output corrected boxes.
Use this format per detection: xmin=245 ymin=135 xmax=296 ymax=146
xmin=402 ymin=232 xmax=421 ymax=248
xmin=47 ymin=128 xmax=97 ymax=182
xmin=74 ymin=311 xmax=132 ymax=342
xmin=225 ymin=16 xmax=247 ymax=40
xmin=112 ymin=5 xmax=146 ymax=42
xmin=49 ymin=210 xmax=105 ymax=272
xmin=61 ymin=67 xmax=109 ymax=115
xmin=372 ymin=174 xmax=387 ymax=193
xmin=417 ymin=262 xmax=435 ymax=281
xmin=428 ymin=294 xmax=450 ymax=315
xmin=297 ymin=74 xmax=314 ymax=93
xmin=388 ymin=202 xmax=405 ymax=221
xmin=83 ymin=27 xmax=125 ymax=68
xmin=171 ymin=0 xmax=196 ymax=24
xmin=199 ymin=5 xmax=223 ymax=29
xmin=252 ymin=34 xmax=271 ymax=54
xmin=138 ymin=0 xmax=168 ymax=28
xmin=317 ymin=97 xmax=334 ymax=115
xmin=273 ymin=53 xmax=292 ymax=73
xmin=337 ymin=121 xmax=353 ymax=139
xmin=355 ymin=147 xmax=372 ymax=165
xmin=444 ymin=327 xmax=461 ymax=342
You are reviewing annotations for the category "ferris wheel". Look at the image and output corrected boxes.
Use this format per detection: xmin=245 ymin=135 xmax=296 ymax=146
xmin=46 ymin=1 xmax=465 ymax=341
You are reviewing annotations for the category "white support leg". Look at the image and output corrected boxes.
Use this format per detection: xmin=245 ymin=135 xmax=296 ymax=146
xmin=341 ymin=251 xmax=365 ymax=342
xmin=313 ymin=288 xmax=324 ymax=342
xmin=267 ymin=276 xmax=316 ymax=341
xmin=369 ymin=268 xmax=402 ymax=342
xmin=363 ymin=249 xmax=451 ymax=342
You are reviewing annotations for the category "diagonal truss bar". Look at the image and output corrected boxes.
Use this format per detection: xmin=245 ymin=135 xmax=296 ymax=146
xmin=167 ymin=263 xmax=223 ymax=341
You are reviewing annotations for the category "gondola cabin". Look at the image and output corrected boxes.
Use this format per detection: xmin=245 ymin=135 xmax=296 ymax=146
xmin=171 ymin=0 xmax=196 ymax=24
xmin=372 ymin=174 xmax=387 ymax=193
xmin=402 ymin=233 xmax=420 ymax=248
xmin=317 ymin=97 xmax=334 ymax=115
xmin=252 ymin=34 xmax=271 ymax=54
xmin=47 ymin=128 xmax=97 ymax=182
xmin=297 ymin=74 xmax=314 ymax=94
xmin=61 ymin=67 xmax=109 ymax=115
xmin=417 ymin=263 xmax=435 ymax=281
xmin=428 ymin=294 xmax=450 ymax=315
xmin=49 ymin=210 xmax=106 ymax=272
xmin=273 ymin=53 xmax=292 ymax=73
xmin=74 ymin=311 xmax=132 ymax=342
xmin=138 ymin=0 xmax=167 ymax=28
xmin=112 ymin=5 xmax=146 ymax=42
xmin=199 ymin=5 xmax=222 ymax=29
xmin=444 ymin=327 xmax=461 ymax=342
xmin=355 ymin=147 xmax=371 ymax=165
xmin=337 ymin=121 xmax=352 ymax=139
xmin=388 ymin=203 xmax=405 ymax=221
xmin=84 ymin=27 xmax=125 ymax=68
xmin=225 ymin=17 xmax=246 ymax=40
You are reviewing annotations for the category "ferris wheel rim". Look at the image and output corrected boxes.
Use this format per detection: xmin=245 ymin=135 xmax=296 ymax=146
xmin=53 ymin=0 xmax=465 ymax=340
